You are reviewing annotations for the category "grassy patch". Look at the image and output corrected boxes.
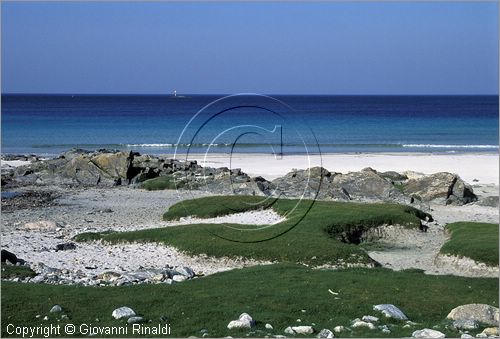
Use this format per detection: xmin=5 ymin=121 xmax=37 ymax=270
xmin=75 ymin=196 xmax=431 ymax=266
xmin=162 ymin=195 xmax=279 ymax=220
xmin=441 ymin=222 xmax=499 ymax=266
xmin=1 ymin=265 xmax=36 ymax=279
xmin=2 ymin=264 xmax=498 ymax=338
xmin=141 ymin=176 xmax=180 ymax=191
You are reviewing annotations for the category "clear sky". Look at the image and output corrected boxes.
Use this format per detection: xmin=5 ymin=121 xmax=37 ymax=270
xmin=1 ymin=2 xmax=498 ymax=95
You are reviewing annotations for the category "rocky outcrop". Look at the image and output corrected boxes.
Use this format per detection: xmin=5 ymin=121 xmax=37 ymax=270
xmin=4 ymin=149 xmax=478 ymax=205
xmin=403 ymin=172 xmax=476 ymax=205
xmin=272 ymin=166 xmax=407 ymax=203
xmin=332 ymin=168 xmax=407 ymax=202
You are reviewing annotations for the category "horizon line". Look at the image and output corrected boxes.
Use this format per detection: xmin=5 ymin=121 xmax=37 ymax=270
xmin=2 ymin=92 xmax=499 ymax=96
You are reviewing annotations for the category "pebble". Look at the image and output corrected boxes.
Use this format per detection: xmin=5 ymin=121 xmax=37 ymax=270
xmin=452 ymin=319 xmax=479 ymax=330
xmin=352 ymin=320 xmax=375 ymax=330
xmin=361 ymin=315 xmax=379 ymax=323
xmin=172 ymin=275 xmax=187 ymax=282
xmin=317 ymin=328 xmax=334 ymax=338
xmin=412 ymin=328 xmax=445 ymax=338
xmin=127 ymin=316 xmax=144 ymax=324
xmin=265 ymin=324 xmax=273 ymax=330
xmin=333 ymin=326 xmax=344 ymax=333
xmin=291 ymin=326 xmax=314 ymax=335
xmin=49 ymin=305 xmax=62 ymax=313
xmin=481 ymin=327 xmax=499 ymax=336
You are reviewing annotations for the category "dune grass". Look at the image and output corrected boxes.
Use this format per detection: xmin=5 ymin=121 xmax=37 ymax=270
xmin=141 ymin=176 xmax=180 ymax=191
xmin=75 ymin=196 xmax=431 ymax=266
xmin=2 ymin=264 xmax=498 ymax=338
xmin=441 ymin=222 xmax=499 ymax=266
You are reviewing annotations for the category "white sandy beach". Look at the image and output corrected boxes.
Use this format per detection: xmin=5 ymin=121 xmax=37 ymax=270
xmin=187 ymin=152 xmax=499 ymax=185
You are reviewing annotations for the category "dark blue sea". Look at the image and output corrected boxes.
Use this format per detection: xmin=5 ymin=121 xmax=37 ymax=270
xmin=1 ymin=94 xmax=498 ymax=156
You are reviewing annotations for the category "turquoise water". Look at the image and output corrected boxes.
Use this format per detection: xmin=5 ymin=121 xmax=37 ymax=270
xmin=1 ymin=94 xmax=498 ymax=156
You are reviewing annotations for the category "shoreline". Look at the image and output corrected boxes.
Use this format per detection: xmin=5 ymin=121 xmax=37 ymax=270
xmin=3 ymin=151 xmax=498 ymax=185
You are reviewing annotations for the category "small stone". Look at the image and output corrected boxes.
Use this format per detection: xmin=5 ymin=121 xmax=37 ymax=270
xmin=461 ymin=334 xmax=474 ymax=338
xmin=61 ymin=315 xmax=69 ymax=320
xmin=176 ymin=267 xmax=195 ymax=278
xmin=50 ymin=305 xmax=62 ymax=313
xmin=172 ymin=275 xmax=187 ymax=282
xmin=291 ymin=326 xmax=314 ymax=335
xmin=112 ymin=306 xmax=136 ymax=319
xmin=362 ymin=315 xmax=379 ymax=323
xmin=317 ymin=328 xmax=334 ymax=338
xmin=481 ymin=327 xmax=499 ymax=336
xmin=55 ymin=243 xmax=77 ymax=251
xmin=227 ymin=313 xmax=255 ymax=329
xmin=412 ymin=329 xmax=445 ymax=338
xmin=333 ymin=326 xmax=344 ymax=333
xmin=43 ymin=316 xmax=48 ymax=321
xmin=452 ymin=319 xmax=479 ymax=330
xmin=352 ymin=321 xmax=375 ymax=330
xmin=379 ymin=325 xmax=391 ymax=334
xmin=284 ymin=327 xmax=295 ymax=335
xmin=476 ymin=333 xmax=487 ymax=338
xmin=127 ymin=316 xmax=144 ymax=324
xmin=265 ymin=324 xmax=273 ymax=330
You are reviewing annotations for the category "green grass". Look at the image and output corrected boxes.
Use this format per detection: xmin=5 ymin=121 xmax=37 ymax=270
xmin=141 ymin=176 xmax=181 ymax=191
xmin=162 ymin=196 xmax=278 ymax=220
xmin=2 ymin=264 xmax=498 ymax=338
xmin=75 ymin=196 xmax=432 ymax=266
xmin=441 ymin=222 xmax=499 ymax=266
xmin=1 ymin=265 xmax=36 ymax=279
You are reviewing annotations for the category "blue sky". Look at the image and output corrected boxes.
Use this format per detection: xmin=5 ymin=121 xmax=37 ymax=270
xmin=1 ymin=2 xmax=498 ymax=95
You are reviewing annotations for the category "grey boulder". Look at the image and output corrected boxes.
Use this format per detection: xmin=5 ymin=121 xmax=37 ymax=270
xmin=446 ymin=304 xmax=499 ymax=327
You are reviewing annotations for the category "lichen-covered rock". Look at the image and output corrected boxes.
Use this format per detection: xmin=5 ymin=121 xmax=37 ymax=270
xmin=447 ymin=304 xmax=499 ymax=326
xmin=332 ymin=170 xmax=407 ymax=202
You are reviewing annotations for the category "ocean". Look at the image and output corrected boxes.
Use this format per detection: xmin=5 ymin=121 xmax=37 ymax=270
xmin=1 ymin=94 xmax=498 ymax=156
